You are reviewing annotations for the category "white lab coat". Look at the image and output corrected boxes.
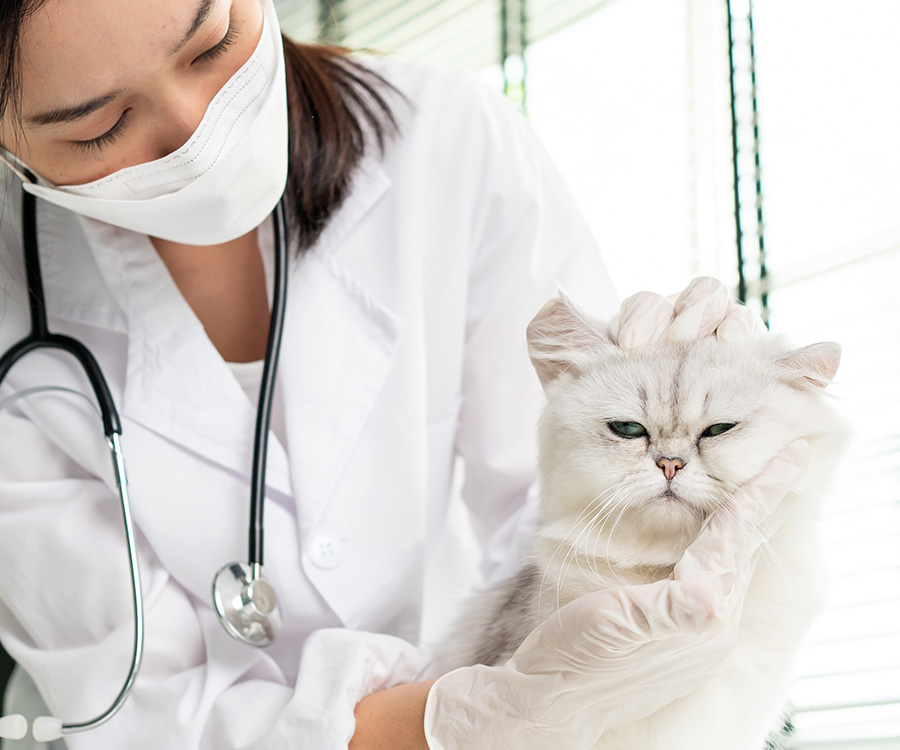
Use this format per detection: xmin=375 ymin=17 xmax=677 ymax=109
xmin=0 ymin=59 xmax=617 ymax=748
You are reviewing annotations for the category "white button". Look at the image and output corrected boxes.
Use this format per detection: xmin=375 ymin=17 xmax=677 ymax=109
xmin=308 ymin=535 xmax=344 ymax=569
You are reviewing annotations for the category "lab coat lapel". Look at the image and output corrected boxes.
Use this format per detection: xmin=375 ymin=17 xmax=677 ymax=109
xmin=278 ymin=158 xmax=399 ymax=533
xmin=103 ymin=154 xmax=397 ymax=518
xmin=278 ymin=252 xmax=400 ymax=532
xmin=82 ymin=219 xmax=293 ymax=497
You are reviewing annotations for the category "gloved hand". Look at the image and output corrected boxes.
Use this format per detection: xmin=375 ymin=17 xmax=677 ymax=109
xmin=613 ymin=276 xmax=767 ymax=349
xmin=423 ymin=440 xmax=809 ymax=750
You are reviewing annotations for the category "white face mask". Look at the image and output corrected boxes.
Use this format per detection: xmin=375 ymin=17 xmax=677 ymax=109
xmin=1 ymin=0 xmax=288 ymax=246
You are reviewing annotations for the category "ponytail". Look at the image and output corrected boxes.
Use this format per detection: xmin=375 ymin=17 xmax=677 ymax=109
xmin=281 ymin=38 xmax=401 ymax=250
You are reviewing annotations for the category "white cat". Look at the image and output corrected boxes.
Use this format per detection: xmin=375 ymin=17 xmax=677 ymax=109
xmin=440 ymin=296 xmax=847 ymax=750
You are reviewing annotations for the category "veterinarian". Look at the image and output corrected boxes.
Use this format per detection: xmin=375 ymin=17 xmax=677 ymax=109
xmin=0 ymin=0 xmax=808 ymax=747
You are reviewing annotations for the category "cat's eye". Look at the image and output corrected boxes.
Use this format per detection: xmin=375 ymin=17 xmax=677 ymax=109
xmin=608 ymin=421 xmax=648 ymax=439
xmin=701 ymin=423 xmax=737 ymax=438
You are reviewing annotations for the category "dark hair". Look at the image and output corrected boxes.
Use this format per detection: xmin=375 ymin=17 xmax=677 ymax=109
xmin=281 ymin=38 xmax=400 ymax=249
xmin=0 ymin=0 xmax=37 ymax=127
xmin=0 ymin=2 xmax=400 ymax=251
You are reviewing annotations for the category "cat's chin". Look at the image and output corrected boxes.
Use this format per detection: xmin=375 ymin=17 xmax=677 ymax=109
xmin=652 ymin=489 xmax=709 ymax=513
xmin=651 ymin=495 xmax=709 ymax=533
xmin=538 ymin=498 xmax=706 ymax=571
xmin=609 ymin=498 xmax=707 ymax=565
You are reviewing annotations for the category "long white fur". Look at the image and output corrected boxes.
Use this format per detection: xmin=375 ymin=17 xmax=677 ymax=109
xmin=442 ymin=297 xmax=847 ymax=750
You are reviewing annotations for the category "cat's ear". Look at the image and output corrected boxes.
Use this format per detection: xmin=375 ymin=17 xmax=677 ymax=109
xmin=776 ymin=342 xmax=841 ymax=390
xmin=526 ymin=294 xmax=610 ymax=388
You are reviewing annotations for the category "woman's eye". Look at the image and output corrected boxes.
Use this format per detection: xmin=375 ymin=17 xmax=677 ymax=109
xmin=71 ymin=109 xmax=131 ymax=153
xmin=194 ymin=20 xmax=239 ymax=64
xmin=701 ymin=423 xmax=738 ymax=438
xmin=608 ymin=421 xmax=648 ymax=439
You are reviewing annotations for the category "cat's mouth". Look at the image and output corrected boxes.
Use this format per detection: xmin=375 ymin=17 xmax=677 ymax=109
xmin=658 ymin=487 xmax=703 ymax=510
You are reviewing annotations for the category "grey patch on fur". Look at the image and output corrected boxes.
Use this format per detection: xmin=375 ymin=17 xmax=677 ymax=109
xmin=472 ymin=564 xmax=541 ymax=666
xmin=638 ymin=385 xmax=648 ymax=406
xmin=670 ymin=349 xmax=686 ymax=413
xmin=437 ymin=564 xmax=542 ymax=671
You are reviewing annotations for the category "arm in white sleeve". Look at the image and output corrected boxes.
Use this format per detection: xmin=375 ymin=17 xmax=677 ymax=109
xmin=450 ymin=77 xmax=618 ymax=583
xmin=0 ymin=405 xmax=431 ymax=749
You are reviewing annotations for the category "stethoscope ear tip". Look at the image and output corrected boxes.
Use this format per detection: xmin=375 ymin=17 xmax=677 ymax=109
xmin=32 ymin=716 xmax=63 ymax=742
xmin=0 ymin=713 xmax=27 ymax=740
xmin=0 ymin=713 xmax=63 ymax=741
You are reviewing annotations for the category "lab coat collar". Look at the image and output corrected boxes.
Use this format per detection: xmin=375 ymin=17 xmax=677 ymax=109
xmin=0 ymin=173 xmax=129 ymax=333
xmin=75 ymin=157 xmax=397 ymax=515
xmin=78 ymin=216 xmax=296 ymax=495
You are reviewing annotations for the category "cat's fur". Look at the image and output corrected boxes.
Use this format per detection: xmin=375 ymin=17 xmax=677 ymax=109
xmin=439 ymin=297 xmax=847 ymax=750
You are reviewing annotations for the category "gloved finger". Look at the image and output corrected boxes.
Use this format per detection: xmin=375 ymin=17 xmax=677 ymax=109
xmin=593 ymin=579 xmax=726 ymax=644
xmin=715 ymin=303 xmax=768 ymax=343
xmin=674 ymin=439 xmax=810 ymax=597
xmin=730 ymin=438 xmax=811 ymax=526
xmin=615 ymin=291 xmax=674 ymax=349
xmin=511 ymin=579 xmax=725 ymax=679
xmin=667 ymin=277 xmax=732 ymax=342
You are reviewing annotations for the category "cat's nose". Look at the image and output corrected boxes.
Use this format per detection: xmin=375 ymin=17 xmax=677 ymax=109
xmin=657 ymin=456 xmax=685 ymax=481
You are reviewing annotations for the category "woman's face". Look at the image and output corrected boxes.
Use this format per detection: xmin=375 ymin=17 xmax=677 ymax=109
xmin=0 ymin=0 xmax=264 ymax=185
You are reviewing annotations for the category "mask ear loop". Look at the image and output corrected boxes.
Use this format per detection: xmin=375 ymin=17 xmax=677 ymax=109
xmin=0 ymin=149 xmax=37 ymax=185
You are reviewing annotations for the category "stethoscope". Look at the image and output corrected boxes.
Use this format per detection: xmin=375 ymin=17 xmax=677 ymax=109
xmin=0 ymin=177 xmax=288 ymax=742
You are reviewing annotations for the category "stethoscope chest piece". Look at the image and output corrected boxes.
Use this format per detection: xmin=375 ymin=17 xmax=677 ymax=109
xmin=212 ymin=562 xmax=282 ymax=647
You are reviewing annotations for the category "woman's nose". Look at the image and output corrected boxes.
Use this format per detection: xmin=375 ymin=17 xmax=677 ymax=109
xmin=153 ymin=117 xmax=201 ymax=160
xmin=657 ymin=456 xmax=685 ymax=481
xmin=151 ymin=90 xmax=214 ymax=159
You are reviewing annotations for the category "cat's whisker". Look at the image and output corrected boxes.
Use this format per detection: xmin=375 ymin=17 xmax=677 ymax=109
xmin=547 ymin=485 xmax=632 ymax=612
xmin=593 ymin=492 xmax=631 ymax=556
xmin=575 ymin=493 xmax=622 ymax=574
xmin=538 ymin=487 xmax=619 ymax=616
xmin=705 ymin=488 xmax=797 ymax=598
xmin=757 ymin=536 xmax=792 ymax=599
xmin=552 ymin=494 xmax=622 ymax=610
xmin=576 ymin=486 xmax=632 ymax=584
xmin=602 ymin=496 xmax=636 ymax=586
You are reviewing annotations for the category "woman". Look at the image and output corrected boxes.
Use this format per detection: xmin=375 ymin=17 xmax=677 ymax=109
xmin=0 ymin=0 xmax=806 ymax=747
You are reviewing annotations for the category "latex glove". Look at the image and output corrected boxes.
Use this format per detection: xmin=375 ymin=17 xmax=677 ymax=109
xmin=424 ymin=440 xmax=809 ymax=750
xmin=613 ymin=277 xmax=767 ymax=349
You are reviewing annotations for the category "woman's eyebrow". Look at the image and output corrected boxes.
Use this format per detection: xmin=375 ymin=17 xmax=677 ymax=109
xmin=26 ymin=91 xmax=121 ymax=127
xmin=24 ymin=0 xmax=218 ymax=128
xmin=171 ymin=0 xmax=216 ymax=55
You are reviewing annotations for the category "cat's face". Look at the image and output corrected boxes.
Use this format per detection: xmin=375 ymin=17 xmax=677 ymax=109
xmin=528 ymin=298 xmax=843 ymax=568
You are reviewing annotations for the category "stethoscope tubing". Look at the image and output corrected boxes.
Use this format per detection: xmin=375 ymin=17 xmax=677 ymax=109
xmin=0 ymin=187 xmax=144 ymax=735
xmin=64 ymin=431 xmax=144 ymax=735
xmin=0 ymin=186 xmax=120 ymax=435
xmin=249 ymin=197 xmax=289 ymax=567
xmin=0 ymin=182 xmax=289 ymax=733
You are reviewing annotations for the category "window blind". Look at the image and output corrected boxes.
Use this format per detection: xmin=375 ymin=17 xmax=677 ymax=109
xmin=274 ymin=0 xmax=614 ymax=70
xmin=749 ymin=0 xmax=900 ymax=744
xmin=527 ymin=0 xmax=739 ymax=295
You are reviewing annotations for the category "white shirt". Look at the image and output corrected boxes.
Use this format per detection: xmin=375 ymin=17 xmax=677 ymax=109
xmin=0 ymin=59 xmax=618 ymax=748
